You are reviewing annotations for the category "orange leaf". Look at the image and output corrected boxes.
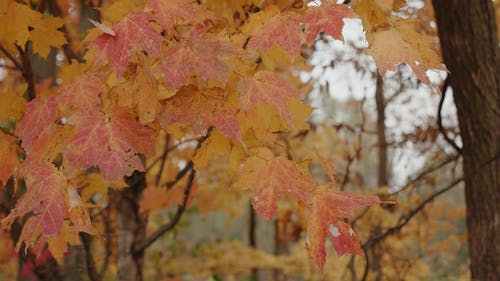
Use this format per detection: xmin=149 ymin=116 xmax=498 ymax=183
xmin=158 ymin=35 xmax=241 ymax=89
xmin=90 ymin=12 xmax=162 ymax=77
xmin=16 ymin=96 xmax=57 ymax=152
xmin=367 ymin=19 xmax=445 ymax=84
xmin=158 ymin=87 xmax=240 ymax=139
xmin=57 ymin=74 xmax=105 ymax=114
xmin=237 ymin=71 xmax=300 ymax=125
xmin=303 ymin=3 xmax=354 ymax=44
xmin=305 ymin=186 xmax=380 ymax=270
xmin=0 ymin=132 xmax=20 ymax=186
xmin=2 ymin=163 xmax=68 ymax=253
xmin=248 ymin=12 xmax=303 ymax=56
xmin=63 ymin=107 xmax=154 ymax=181
xmin=239 ymin=149 xmax=314 ymax=219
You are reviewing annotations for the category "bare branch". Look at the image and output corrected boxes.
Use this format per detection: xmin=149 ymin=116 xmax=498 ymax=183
xmin=363 ymin=177 xmax=463 ymax=249
xmin=437 ymin=79 xmax=462 ymax=153
xmin=339 ymin=156 xmax=354 ymax=191
xmin=16 ymin=43 xmax=35 ymax=100
xmin=154 ymin=134 xmax=170 ymax=186
xmin=133 ymin=168 xmax=196 ymax=253
xmin=390 ymin=154 xmax=460 ymax=195
xmin=0 ymin=44 xmax=23 ymax=72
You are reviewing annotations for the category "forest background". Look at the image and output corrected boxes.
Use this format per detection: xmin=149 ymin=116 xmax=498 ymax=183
xmin=0 ymin=0 xmax=498 ymax=281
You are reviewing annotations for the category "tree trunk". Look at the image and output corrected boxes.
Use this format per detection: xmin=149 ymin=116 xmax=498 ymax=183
xmin=110 ymin=171 xmax=148 ymax=281
xmin=432 ymin=1 xmax=499 ymax=280
xmin=370 ymin=72 xmax=387 ymax=281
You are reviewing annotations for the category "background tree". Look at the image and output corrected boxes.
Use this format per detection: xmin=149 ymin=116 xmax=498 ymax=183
xmin=0 ymin=0 xmax=485 ymax=281
xmin=432 ymin=1 xmax=499 ymax=280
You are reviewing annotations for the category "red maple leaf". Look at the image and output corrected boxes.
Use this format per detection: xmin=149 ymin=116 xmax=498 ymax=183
xmin=2 ymin=163 xmax=68 ymax=251
xmin=57 ymin=74 xmax=105 ymax=114
xmin=239 ymin=151 xmax=314 ymax=219
xmin=303 ymin=3 xmax=354 ymax=44
xmin=237 ymin=71 xmax=299 ymax=124
xmin=16 ymin=96 xmax=57 ymax=152
xmin=146 ymin=0 xmax=203 ymax=33
xmin=248 ymin=12 xmax=303 ymax=56
xmin=158 ymin=35 xmax=241 ymax=89
xmin=90 ymin=12 xmax=162 ymax=77
xmin=63 ymin=107 xmax=154 ymax=181
xmin=158 ymin=87 xmax=240 ymax=139
xmin=305 ymin=186 xmax=380 ymax=270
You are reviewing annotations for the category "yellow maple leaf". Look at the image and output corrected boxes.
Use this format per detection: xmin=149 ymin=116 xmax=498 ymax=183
xmin=107 ymin=60 xmax=160 ymax=124
xmin=0 ymin=2 xmax=66 ymax=58
xmin=30 ymin=15 xmax=66 ymax=58
xmin=0 ymin=85 xmax=27 ymax=122
xmin=0 ymin=2 xmax=39 ymax=46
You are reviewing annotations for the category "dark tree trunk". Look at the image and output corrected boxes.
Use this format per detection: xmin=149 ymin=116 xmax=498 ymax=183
xmin=432 ymin=1 xmax=499 ymax=280
xmin=110 ymin=171 xmax=148 ymax=281
xmin=370 ymin=72 xmax=387 ymax=281
xmin=248 ymin=203 xmax=259 ymax=281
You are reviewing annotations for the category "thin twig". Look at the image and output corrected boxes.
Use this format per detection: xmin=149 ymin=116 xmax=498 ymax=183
xmin=362 ymin=177 xmax=463 ymax=249
xmin=154 ymin=134 xmax=170 ymax=186
xmin=0 ymin=44 xmax=23 ymax=71
xmin=164 ymin=161 xmax=193 ymax=189
xmin=340 ymin=156 xmax=354 ymax=190
xmin=133 ymin=169 xmax=196 ymax=253
xmin=437 ymin=79 xmax=462 ymax=153
xmin=16 ymin=43 xmax=35 ymax=100
xmin=390 ymin=154 xmax=460 ymax=195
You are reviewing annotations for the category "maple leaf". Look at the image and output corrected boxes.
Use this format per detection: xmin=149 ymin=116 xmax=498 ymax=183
xmin=57 ymin=74 xmax=105 ymax=114
xmin=0 ymin=2 xmax=39 ymax=46
xmin=30 ymin=15 xmax=67 ymax=58
xmin=90 ymin=12 xmax=162 ymax=77
xmin=237 ymin=71 xmax=300 ymax=125
xmin=303 ymin=3 xmax=354 ymax=44
xmin=0 ymin=2 xmax=66 ymax=57
xmin=1 ymin=163 xmax=69 ymax=253
xmin=238 ymin=148 xmax=314 ymax=219
xmin=158 ymin=87 xmax=240 ymax=139
xmin=352 ymin=0 xmax=390 ymax=31
xmin=0 ymin=132 xmax=20 ymax=186
xmin=158 ymin=36 xmax=241 ymax=89
xmin=108 ymin=62 xmax=160 ymax=124
xmin=140 ymin=183 xmax=197 ymax=213
xmin=247 ymin=12 xmax=304 ymax=56
xmin=367 ymin=19 xmax=445 ymax=84
xmin=0 ymin=86 xmax=27 ymax=122
xmin=16 ymin=96 xmax=58 ymax=152
xmin=63 ymin=107 xmax=154 ymax=181
xmin=146 ymin=0 xmax=203 ymax=32
xmin=305 ymin=185 xmax=380 ymax=270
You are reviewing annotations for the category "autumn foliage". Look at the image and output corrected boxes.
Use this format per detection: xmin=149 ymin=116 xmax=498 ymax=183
xmin=0 ymin=0 xmax=456 ymax=280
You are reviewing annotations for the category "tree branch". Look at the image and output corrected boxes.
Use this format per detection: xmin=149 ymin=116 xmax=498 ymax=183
xmin=340 ymin=156 xmax=354 ymax=191
xmin=154 ymin=134 xmax=170 ymax=186
xmin=0 ymin=44 xmax=23 ymax=71
xmin=133 ymin=169 xmax=196 ymax=253
xmin=390 ymin=154 xmax=460 ymax=195
xmin=79 ymin=232 xmax=102 ymax=281
xmin=46 ymin=0 xmax=84 ymax=63
xmin=16 ymin=43 xmax=36 ymax=100
xmin=437 ymin=79 xmax=462 ymax=153
xmin=164 ymin=161 xmax=193 ymax=189
xmin=362 ymin=177 xmax=463 ymax=249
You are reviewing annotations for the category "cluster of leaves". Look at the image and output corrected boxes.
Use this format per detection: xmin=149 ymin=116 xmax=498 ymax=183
xmin=0 ymin=0 xmax=445 ymax=273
